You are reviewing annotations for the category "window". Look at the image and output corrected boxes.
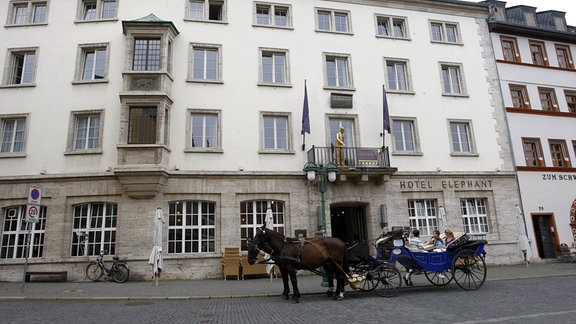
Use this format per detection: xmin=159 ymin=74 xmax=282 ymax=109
xmin=324 ymin=53 xmax=352 ymax=88
xmin=500 ymin=36 xmax=520 ymax=62
xmin=168 ymin=200 xmax=216 ymax=253
xmin=564 ymin=90 xmax=576 ymax=113
xmin=186 ymin=0 xmax=226 ymax=22
xmin=392 ymin=119 xmax=418 ymax=153
xmin=509 ymin=84 xmax=531 ymax=109
xmin=529 ymin=40 xmax=548 ymax=66
xmin=449 ymin=121 xmax=475 ymax=154
xmin=133 ymin=38 xmax=161 ymax=71
xmin=67 ymin=110 xmax=103 ymax=153
xmin=78 ymin=0 xmax=117 ymax=21
xmin=3 ymin=48 xmax=37 ymax=86
xmin=262 ymin=113 xmax=290 ymax=151
xmin=408 ymin=200 xmax=438 ymax=236
xmin=75 ymin=44 xmax=109 ymax=82
xmin=522 ymin=138 xmax=545 ymax=167
xmin=70 ymin=203 xmax=117 ymax=257
xmin=440 ymin=63 xmax=464 ymax=95
xmin=8 ymin=1 xmax=47 ymax=25
xmin=549 ymin=140 xmax=571 ymax=168
xmin=128 ymin=107 xmax=157 ymax=144
xmin=1 ymin=116 xmax=27 ymax=154
xmin=430 ymin=21 xmax=460 ymax=43
xmin=461 ymin=198 xmax=489 ymax=234
xmin=190 ymin=44 xmax=221 ymax=81
xmin=555 ymin=44 xmax=574 ymax=69
xmin=1 ymin=205 xmax=46 ymax=259
xmin=376 ymin=15 xmax=408 ymax=39
xmin=386 ymin=59 xmax=411 ymax=92
xmin=316 ymin=9 xmax=351 ymax=33
xmin=240 ymin=200 xmax=284 ymax=251
xmin=538 ymin=87 xmax=559 ymax=112
xmin=188 ymin=110 xmax=220 ymax=150
xmin=254 ymin=2 xmax=291 ymax=27
xmin=260 ymin=48 xmax=288 ymax=85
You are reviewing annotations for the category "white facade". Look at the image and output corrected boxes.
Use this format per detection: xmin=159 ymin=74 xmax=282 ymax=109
xmin=0 ymin=0 xmax=523 ymax=281
xmin=487 ymin=1 xmax=576 ymax=261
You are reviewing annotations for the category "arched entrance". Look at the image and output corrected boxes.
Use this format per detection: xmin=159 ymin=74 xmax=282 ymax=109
xmin=330 ymin=204 xmax=367 ymax=243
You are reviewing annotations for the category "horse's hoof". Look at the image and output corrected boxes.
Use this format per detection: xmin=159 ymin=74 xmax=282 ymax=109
xmin=337 ymin=296 xmax=344 ymax=301
xmin=326 ymin=290 xmax=334 ymax=297
xmin=282 ymin=295 xmax=289 ymax=300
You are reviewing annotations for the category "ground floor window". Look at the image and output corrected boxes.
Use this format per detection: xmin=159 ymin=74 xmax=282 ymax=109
xmin=1 ymin=205 xmax=46 ymax=259
xmin=71 ymin=202 xmax=117 ymax=256
xmin=168 ymin=200 xmax=216 ymax=253
xmin=240 ymin=200 xmax=284 ymax=251
xmin=407 ymin=199 xmax=437 ymax=236
xmin=461 ymin=198 xmax=489 ymax=234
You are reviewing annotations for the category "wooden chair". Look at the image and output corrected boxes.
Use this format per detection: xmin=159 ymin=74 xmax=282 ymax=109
xmin=222 ymin=247 xmax=241 ymax=280
xmin=559 ymin=244 xmax=576 ymax=263
xmin=241 ymin=252 xmax=274 ymax=279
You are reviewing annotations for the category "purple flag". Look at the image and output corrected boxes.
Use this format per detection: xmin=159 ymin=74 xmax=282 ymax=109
xmin=301 ymin=81 xmax=310 ymax=134
xmin=383 ymin=86 xmax=391 ymax=134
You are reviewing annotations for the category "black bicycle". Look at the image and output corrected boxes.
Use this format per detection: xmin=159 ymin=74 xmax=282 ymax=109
xmin=85 ymin=250 xmax=130 ymax=283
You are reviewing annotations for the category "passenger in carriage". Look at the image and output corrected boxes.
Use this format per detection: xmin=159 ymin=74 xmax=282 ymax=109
xmin=425 ymin=230 xmax=443 ymax=251
xmin=444 ymin=229 xmax=456 ymax=247
xmin=408 ymin=229 xmax=425 ymax=252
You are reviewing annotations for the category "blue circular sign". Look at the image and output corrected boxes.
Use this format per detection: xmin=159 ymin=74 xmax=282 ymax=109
xmin=31 ymin=188 xmax=40 ymax=200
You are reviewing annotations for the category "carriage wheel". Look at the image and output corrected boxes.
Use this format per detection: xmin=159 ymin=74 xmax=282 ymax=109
xmin=424 ymin=270 xmax=453 ymax=286
xmin=451 ymin=249 xmax=486 ymax=291
xmin=358 ymin=270 xmax=376 ymax=292
xmin=373 ymin=263 xmax=402 ymax=297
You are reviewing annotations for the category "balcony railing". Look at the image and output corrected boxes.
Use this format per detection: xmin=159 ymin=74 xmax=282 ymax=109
xmin=306 ymin=145 xmax=392 ymax=169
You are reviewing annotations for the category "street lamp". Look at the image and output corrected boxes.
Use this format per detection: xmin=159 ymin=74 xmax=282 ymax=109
xmin=303 ymin=161 xmax=338 ymax=236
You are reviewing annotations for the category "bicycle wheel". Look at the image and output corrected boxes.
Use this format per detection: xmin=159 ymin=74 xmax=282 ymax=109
xmin=112 ymin=263 xmax=130 ymax=283
xmin=86 ymin=262 xmax=104 ymax=281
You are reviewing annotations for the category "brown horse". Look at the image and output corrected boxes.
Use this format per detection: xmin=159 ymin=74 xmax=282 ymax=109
xmin=247 ymin=224 xmax=348 ymax=302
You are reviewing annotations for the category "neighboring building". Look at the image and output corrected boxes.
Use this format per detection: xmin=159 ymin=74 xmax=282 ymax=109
xmin=485 ymin=1 xmax=576 ymax=261
xmin=0 ymin=0 xmax=522 ymax=281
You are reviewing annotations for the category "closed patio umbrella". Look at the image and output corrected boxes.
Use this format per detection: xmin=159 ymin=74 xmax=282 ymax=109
xmin=265 ymin=206 xmax=275 ymax=281
xmin=516 ymin=206 xmax=532 ymax=267
xmin=148 ymin=207 xmax=165 ymax=286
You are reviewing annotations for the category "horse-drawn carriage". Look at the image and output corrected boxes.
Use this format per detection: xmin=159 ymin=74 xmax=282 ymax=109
xmin=247 ymin=224 xmax=487 ymax=301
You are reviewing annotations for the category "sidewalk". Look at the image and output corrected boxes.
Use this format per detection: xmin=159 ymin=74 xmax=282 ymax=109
xmin=1 ymin=262 xmax=574 ymax=300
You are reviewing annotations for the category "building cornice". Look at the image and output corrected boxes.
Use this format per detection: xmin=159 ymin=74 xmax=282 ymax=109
xmin=488 ymin=21 xmax=576 ymax=43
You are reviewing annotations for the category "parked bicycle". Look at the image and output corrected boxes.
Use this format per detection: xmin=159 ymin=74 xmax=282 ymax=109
xmin=85 ymin=250 xmax=130 ymax=283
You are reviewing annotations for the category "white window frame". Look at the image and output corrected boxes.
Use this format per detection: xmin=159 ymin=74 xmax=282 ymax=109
xmin=430 ymin=20 xmax=461 ymax=44
xmin=189 ymin=43 xmax=222 ymax=83
xmin=408 ymin=199 xmax=438 ymax=236
xmin=185 ymin=109 xmax=222 ymax=152
xmin=375 ymin=15 xmax=409 ymax=39
xmin=391 ymin=118 xmax=421 ymax=155
xmin=6 ymin=0 xmax=48 ymax=26
xmin=168 ymin=200 xmax=216 ymax=254
xmin=1 ymin=205 xmax=46 ymax=259
xmin=0 ymin=114 xmax=28 ymax=157
xmin=253 ymin=2 xmax=292 ymax=28
xmin=315 ymin=8 xmax=352 ymax=34
xmin=76 ymin=0 xmax=117 ymax=22
xmin=448 ymin=119 xmax=477 ymax=156
xmin=2 ymin=47 xmax=38 ymax=87
xmin=185 ymin=0 xmax=227 ymax=22
xmin=460 ymin=198 xmax=489 ymax=234
xmin=240 ymin=200 xmax=285 ymax=251
xmin=385 ymin=57 xmax=412 ymax=93
xmin=440 ymin=62 xmax=467 ymax=96
xmin=65 ymin=110 xmax=104 ymax=154
xmin=74 ymin=43 xmax=110 ymax=83
xmin=259 ymin=47 xmax=290 ymax=86
xmin=323 ymin=53 xmax=353 ymax=90
xmin=260 ymin=112 xmax=292 ymax=153
xmin=70 ymin=202 xmax=117 ymax=257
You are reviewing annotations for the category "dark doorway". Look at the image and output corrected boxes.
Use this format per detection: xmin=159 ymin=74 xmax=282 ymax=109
xmin=330 ymin=205 xmax=367 ymax=243
xmin=532 ymin=214 xmax=558 ymax=258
